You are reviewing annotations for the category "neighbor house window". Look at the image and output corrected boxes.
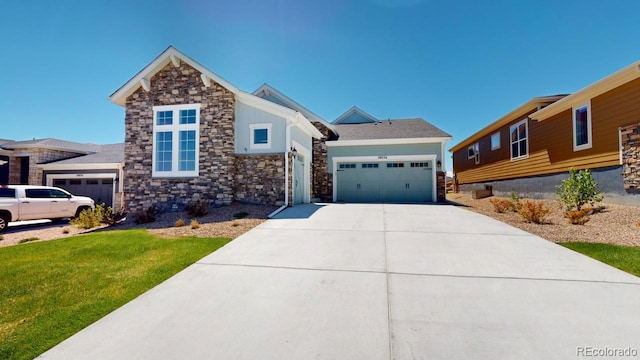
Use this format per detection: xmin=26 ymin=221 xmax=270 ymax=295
xmin=510 ymin=119 xmax=528 ymax=160
xmin=491 ymin=132 xmax=501 ymax=150
xmin=468 ymin=143 xmax=479 ymax=164
xmin=573 ymin=101 xmax=592 ymax=151
xmin=152 ymin=104 xmax=200 ymax=177
xmin=249 ymin=123 xmax=272 ymax=149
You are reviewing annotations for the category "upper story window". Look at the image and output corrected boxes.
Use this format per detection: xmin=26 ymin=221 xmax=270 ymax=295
xmin=510 ymin=119 xmax=528 ymax=160
xmin=249 ymin=123 xmax=272 ymax=149
xmin=152 ymin=104 xmax=200 ymax=177
xmin=491 ymin=132 xmax=501 ymax=150
xmin=468 ymin=143 xmax=479 ymax=164
xmin=573 ymin=101 xmax=592 ymax=151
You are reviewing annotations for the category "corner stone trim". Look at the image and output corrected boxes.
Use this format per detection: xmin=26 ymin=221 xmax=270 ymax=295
xmin=621 ymin=123 xmax=640 ymax=192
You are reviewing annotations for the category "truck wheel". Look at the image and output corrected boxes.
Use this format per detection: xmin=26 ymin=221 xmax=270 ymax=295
xmin=74 ymin=206 xmax=91 ymax=218
xmin=0 ymin=214 xmax=8 ymax=233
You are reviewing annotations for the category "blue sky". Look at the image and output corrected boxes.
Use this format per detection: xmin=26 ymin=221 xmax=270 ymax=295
xmin=2 ymin=0 xmax=640 ymax=172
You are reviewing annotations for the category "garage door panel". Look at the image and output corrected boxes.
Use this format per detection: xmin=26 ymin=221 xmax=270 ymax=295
xmin=51 ymin=178 xmax=114 ymax=207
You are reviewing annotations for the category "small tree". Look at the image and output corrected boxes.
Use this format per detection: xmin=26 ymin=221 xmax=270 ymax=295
xmin=556 ymin=168 xmax=603 ymax=211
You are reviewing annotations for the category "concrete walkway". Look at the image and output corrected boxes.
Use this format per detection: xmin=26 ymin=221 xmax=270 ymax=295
xmin=39 ymin=204 xmax=640 ymax=359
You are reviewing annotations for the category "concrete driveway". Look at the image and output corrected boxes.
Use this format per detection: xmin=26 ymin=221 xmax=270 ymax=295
xmin=38 ymin=204 xmax=640 ymax=359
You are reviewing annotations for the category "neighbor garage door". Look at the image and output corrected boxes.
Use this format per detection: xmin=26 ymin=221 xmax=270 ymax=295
xmin=52 ymin=178 xmax=114 ymax=207
xmin=336 ymin=161 xmax=433 ymax=203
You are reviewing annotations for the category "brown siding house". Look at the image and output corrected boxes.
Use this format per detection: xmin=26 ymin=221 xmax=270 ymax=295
xmin=451 ymin=61 xmax=640 ymax=205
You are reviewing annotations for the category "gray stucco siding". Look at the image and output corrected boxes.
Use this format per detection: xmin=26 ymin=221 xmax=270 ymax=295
xmin=235 ymin=102 xmax=287 ymax=154
xmin=327 ymin=143 xmax=442 ymax=173
xmin=291 ymin=125 xmax=312 ymax=154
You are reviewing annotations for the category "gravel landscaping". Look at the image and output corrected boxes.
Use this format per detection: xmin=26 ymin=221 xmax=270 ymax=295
xmin=0 ymin=202 xmax=278 ymax=247
xmin=448 ymin=193 xmax=640 ymax=247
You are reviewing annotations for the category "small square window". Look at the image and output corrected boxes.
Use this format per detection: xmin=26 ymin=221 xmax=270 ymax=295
xmin=249 ymin=123 xmax=272 ymax=149
xmin=157 ymin=110 xmax=173 ymax=125
xmin=253 ymin=129 xmax=268 ymax=144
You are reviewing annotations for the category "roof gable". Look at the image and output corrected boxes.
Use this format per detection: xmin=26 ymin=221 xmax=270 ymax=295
xmin=109 ymin=47 xmax=322 ymax=139
xmin=333 ymin=106 xmax=378 ymax=124
xmin=253 ymin=84 xmax=336 ymax=133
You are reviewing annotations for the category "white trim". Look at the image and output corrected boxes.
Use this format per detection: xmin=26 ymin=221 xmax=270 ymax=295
xmin=572 ymin=100 xmax=593 ymax=151
xmin=467 ymin=143 xmax=478 ymax=160
xmin=38 ymin=163 xmax=122 ymax=171
xmin=249 ymin=123 xmax=272 ymax=150
xmin=291 ymin=140 xmax=311 ymax=204
xmin=152 ymin=104 xmax=201 ymax=178
xmin=491 ymin=132 xmax=501 ymax=150
xmin=326 ymin=137 xmax=451 ymax=147
xmin=509 ymin=119 xmax=529 ymax=161
xmin=332 ymin=154 xmax=437 ymax=203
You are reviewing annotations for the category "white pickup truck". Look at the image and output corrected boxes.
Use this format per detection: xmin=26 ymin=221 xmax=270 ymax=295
xmin=0 ymin=185 xmax=95 ymax=232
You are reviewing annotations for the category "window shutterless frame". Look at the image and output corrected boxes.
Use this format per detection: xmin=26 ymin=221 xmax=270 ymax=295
xmin=249 ymin=123 xmax=272 ymax=150
xmin=573 ymin=100 xmax=593 ymax=151
xmin=491 ymin=132 xmax=501 ymax=150
xmin=509 ymin=119 xmax=529 ymax=160
xmin=152 ymin=104 xmax=201 ymax=178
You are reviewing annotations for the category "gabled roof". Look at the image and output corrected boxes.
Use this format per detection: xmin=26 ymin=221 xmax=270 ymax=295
xmin=531 ymin=60 xmax=640 ymax=121
xmin=333 ymin=106 xmax=378 ymax=124
xmin=335 ymin=119 xmax=451 ymax=141
xmin=449 ymin=95 xmax=567 ymax=153
xmin=109 ymin=46 xmax=322 ymax=139
xmin=253 ymin=84 xmax=336 ymax=133
xmin=0 ymin=138 xmax=99 ymax=154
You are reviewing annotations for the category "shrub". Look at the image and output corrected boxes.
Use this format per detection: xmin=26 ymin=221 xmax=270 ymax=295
xmin=556 ymin=168 xmax=604 ymax=212
xmin=133 ymin=206 xmax=159 ymax=224
xmin=190 ymin=219 xmax=200 ymax=229
xmin=70 ymin=205 xmax=103 ymax=229
xmin=233 ymin=211 xmax=248 ymax=219
xmin=566 ymin=209 xmax=590 ymax=225
xmin=231 ymin=221 xmax=240 ymax=227
xmin=185 ymin=199 xmax=210 ymax=217
xmin=517 ymin=200 xmax=551 ymax=224
xmin=102 ymin=206 xmax=127 ymax=225
xmin=489 ymin=198 xmax=513 ymax=213
xmin=175 ymin=218 xmax=185 ymax=227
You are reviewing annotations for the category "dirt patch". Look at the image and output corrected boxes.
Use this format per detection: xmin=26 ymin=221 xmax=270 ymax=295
xmin=448 ymin=193 xmax=640 ymax=246
xmin=0 ymin=203 xmax=279 ymax=247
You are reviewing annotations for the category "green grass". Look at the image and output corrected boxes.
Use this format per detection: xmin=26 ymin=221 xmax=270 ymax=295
xmin=561 ymin=242 xmax=640 ymax=277
xmin=0 ymin=229 xmax=230 ymax=360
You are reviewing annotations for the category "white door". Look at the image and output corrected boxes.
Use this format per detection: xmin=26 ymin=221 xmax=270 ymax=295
xmin=293 ymin=155 xmax=305 ymax=205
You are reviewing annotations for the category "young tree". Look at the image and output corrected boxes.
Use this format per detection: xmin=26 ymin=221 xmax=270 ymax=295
xmin=556 ymin=168 xmax=604 ymax=211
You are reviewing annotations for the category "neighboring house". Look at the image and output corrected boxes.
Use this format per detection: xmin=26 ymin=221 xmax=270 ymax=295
xmin=450 ymin=60 xmax=640 ymax=205
xmin=0 ymin=139 xmax=124 ymax=208
xmin=109 ymin=46 xmax=451 ymax=212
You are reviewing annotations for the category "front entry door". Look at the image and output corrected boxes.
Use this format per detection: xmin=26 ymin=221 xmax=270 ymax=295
xmin=293 ymin=155 xmax=304 ymax=205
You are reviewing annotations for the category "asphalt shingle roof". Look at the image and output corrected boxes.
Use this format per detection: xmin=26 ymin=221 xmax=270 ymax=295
xmin=335 ymin=118 xmax=451 ymax=141
xmin=46 ymin=143 xmax=124 ymax=164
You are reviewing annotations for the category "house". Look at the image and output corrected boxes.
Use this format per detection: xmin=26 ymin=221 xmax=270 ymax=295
xmin=109 ymin=46 xmax=451 ymax=212
xmin=450 ymin=60 xmax=640 ymax=206
xmin=0 ymin=138 xmax=124 ymax=208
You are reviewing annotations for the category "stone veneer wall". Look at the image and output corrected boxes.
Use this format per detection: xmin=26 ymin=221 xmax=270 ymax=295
xmin=436 ymin=171 xmax=446 ymax=202
xmin=234 ymin=154 xmax=286 ymax=206
xmin=311 ymin=123 xmax=336 ymax=201
xmin=621 ymin=123 xmax=640 ymax=192
xmin=9 ymin=149 xmax=80 ymax=185
xmin=123 ymin=61 xmax=236 ymax=212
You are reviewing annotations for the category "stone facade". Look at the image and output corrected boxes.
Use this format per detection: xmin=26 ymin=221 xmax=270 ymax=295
xmin=234 ymin=154 xmax=286 ymax=206
xmin=436 ymin=171 xmax=446 ymax=202
xmin=311 ymin=123 xmax=336 ymax=201
xmin=8 ymin=149 xmax=80 ymax=185
xmin=621 ymin=123 xmax=640 ymax=192
xmin=123 ymin=62 xmax=237 ymax=212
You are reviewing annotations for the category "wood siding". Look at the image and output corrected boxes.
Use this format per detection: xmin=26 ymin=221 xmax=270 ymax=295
xmin=454 ymin=77 xmax=640 ymax=184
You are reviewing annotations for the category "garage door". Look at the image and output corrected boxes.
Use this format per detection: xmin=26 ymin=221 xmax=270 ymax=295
xmin=52 ymin=178 xmax=114 ymax=207
xmin=336 ymin=161 xmax=433 ymax=203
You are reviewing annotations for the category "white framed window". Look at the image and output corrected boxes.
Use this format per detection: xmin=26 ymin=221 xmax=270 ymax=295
xmin=468 ymin=143 xmax=479 ymax=164
xmin=573 ymin=101 xmax=592 ymax=151
xmin=249 ymin=123 xmax=272 ymax=149
xmin=510 ymin=119 xmax=528 ymax=160
xmin=491 ymin=132 xmax=501 ymax=150
xmin=152 ymin=104 xmax=200 ymax=177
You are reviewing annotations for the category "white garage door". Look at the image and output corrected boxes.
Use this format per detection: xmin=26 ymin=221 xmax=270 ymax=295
xmin=336 ymin=161 xmax=433 ymax=203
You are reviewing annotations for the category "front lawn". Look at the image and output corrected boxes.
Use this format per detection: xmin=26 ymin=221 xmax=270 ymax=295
xmin=561 ymin=242 xmax=640 ymax=278
xmin=0 ymin=229 xmax=230 ymax=360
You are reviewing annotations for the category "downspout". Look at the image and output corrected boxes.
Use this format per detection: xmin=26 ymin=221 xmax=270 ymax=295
xmin=269 ymin=118 xmax=297 ymax=218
